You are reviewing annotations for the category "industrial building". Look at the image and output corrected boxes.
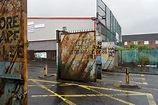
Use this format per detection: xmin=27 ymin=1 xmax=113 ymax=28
xmin=122 ymin=33 xmax=158 ymax=48
xmin=27 ymin=0 xmax=122 ymax=60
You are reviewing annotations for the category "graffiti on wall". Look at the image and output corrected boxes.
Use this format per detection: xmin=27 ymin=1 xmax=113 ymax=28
xmin=102 ymin=42 xmax=115 ymax=70
xmin=58 ymin=31 xmax=96 ymax=81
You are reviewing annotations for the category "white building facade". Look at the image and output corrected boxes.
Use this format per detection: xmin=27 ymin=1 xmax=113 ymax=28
xmin=27 ymin=17 xmax=95 ymax=60
xmin=27 ymin=17 xmax=95 ymax=41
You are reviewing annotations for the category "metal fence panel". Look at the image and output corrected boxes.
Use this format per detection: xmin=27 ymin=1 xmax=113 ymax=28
xmin=119 ymin=50 xmax=158 ymax=65
xmin=0 ymin=0 xmax=27 ymax=105
xmin=97 ymin=0 xmax=122 ymax=43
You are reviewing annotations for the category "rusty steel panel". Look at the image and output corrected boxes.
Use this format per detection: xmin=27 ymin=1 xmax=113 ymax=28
xmin=0 ymin=0 xmax=27 ymax=105
xmin=58 ymin=31 xmax=96 ymax=82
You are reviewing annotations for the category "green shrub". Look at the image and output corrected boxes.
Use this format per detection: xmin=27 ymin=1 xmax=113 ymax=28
xmin=139 ymin=56 xmax=149 ymax=66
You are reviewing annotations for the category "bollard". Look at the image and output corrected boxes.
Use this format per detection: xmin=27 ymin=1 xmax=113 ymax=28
xmin=126 ymin=67 xmax=129 ymax=85
xmin=44 ymin=64 xmax=47 ymax=76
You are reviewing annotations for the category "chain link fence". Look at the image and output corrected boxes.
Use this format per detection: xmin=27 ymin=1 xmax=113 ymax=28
xmin=97 ymin=0 xmax=122 ymax=45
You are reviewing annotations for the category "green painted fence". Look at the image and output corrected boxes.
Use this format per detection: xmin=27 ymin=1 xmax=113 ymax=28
xmin=119 ymin=49 xmax=158 ymax=65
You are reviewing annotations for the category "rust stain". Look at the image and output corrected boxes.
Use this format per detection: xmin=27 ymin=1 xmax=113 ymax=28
xmin=5 ymin=84 xmax=21 ymax=105
xmin=0 ymin=83 xmax=5 ymax=97
xmin=59 ymin=31 xmax=96 ymax=81
xmin=0 ymin=0 xmax=27 ymax=104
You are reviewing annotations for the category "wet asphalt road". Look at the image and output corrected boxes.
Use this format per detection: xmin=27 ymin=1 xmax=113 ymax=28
xmin=28 ymin=60 xmax=158 ymax=105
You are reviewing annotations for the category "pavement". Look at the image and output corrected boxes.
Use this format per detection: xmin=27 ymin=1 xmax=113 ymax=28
xmin=28 ymin=60 xmax=158 ymax=105
xmin=104 ymin=65 xmax=158 ymax=75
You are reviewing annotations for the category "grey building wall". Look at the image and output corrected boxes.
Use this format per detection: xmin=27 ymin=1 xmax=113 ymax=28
xmin=27 ymin=18 xmax=95 ymax=41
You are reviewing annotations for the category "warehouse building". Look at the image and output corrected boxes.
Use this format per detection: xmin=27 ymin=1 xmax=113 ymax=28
xmin=27 ymin=0 xmax=122 ymax=60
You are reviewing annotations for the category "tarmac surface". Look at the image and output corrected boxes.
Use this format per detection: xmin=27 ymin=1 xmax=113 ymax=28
xmin=28 ymin=60 xmax=158 ymax=105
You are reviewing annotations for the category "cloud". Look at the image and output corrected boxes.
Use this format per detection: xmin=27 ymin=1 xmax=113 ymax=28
xmin=28 ymin=0 xmax=158 ymax=34
xmin=28 ymin=0 xmax=96 ymax=17
xmin=103 ymin=0 xmax=158 ymax=34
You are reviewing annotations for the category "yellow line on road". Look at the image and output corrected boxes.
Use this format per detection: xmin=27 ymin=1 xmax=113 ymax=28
xmin=29 ymin=79 xmax=60 ymax=84
xmin=28 ymin=85 xmax=55 ymax=87
xmin=142 ymin=78 xmax=145 ymax=81
xmin=78 ymin=85 xmax=135 ymax=105
xmin=146 ymin=93 xmax=156 ymax=105
xmin=85 ymin=85 xmax=145 ymax=95
xmin=30 ymin=79 xmax=144 ymax=95
xmin=143 ymin=87 xmax=158 ymax=91
xmin=87 ymin=85 xmax=156 ymax=105
xmin=130 ymin=78 xmax=145 ymax=80
xmin=130 ymin=81 xmax=148 ymax=85
xmin=29 ymin=79 xmax=157 ymax=105
xmin=103 ymin=79 xmax=122 ymax=82
xmin=30 ymin=79 xmax=76 ymax=105
xmin=31 ymin=93 xmax=145 ymax=98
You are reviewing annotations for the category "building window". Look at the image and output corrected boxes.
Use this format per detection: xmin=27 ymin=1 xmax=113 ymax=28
xmin=133 ymin=41 xmax=138 ymax=45
xmin=155 ymin=40 xmax=158 ymax=44
xmin=144 ymin=41 xmax=149 ymax=45
xmin=124 ymin=42 xmax=127 ymax=45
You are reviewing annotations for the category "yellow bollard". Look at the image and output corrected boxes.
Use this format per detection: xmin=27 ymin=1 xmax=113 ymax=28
xmin=44 ymin=64 xmax=47 ymax=76
xmin=126 ymin=67 xmax=129 ymax=85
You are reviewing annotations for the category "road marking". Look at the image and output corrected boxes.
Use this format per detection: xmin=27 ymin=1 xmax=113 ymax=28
xmin=28 ymin=85 xmax=55 ymax=87
xmin=130 ymin=78 xmax=145 ymax=81
xmin=142 ymin=78 xmax=145 ymax=81
xmin=130 ymin=81 xmax=148 ymax=85
xmin=146 ymin=93 xmax=157 ymax=105
xmin=143 ymin=87 xmax=158 ymax=91
xmin=30 ymin=79 xmax=76 ymax=105
xmin=78 ymin=85 xmax=135 ymax=105
xmin=30 ymin=79 xmax=143 ymax=94
xmin=103 ymin=79 xmax=122 ymax=82
xmin=28 ymin=79 xmax=60 ymax=84
xmin=31 ymin=93 xmax=145 ymax=98
xmin=30 ymin=79 xmax=156 ymax=105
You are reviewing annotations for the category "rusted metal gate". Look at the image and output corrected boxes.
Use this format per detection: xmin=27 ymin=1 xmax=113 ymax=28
xmin=0 ymin=0 xmax=27 ymax=105
xmin=57 ymin=31 xmax=96 ymax=82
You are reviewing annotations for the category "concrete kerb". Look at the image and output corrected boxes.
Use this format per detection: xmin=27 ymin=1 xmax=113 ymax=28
xmin=102 ymin=69 xmax=158 ymax=75
xmin=115 ymin=82 xmax=142 ymax=89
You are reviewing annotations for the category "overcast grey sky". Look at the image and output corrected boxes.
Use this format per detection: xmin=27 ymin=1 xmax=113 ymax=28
xmin=28 ymin=0 xmax=158 ymax=35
